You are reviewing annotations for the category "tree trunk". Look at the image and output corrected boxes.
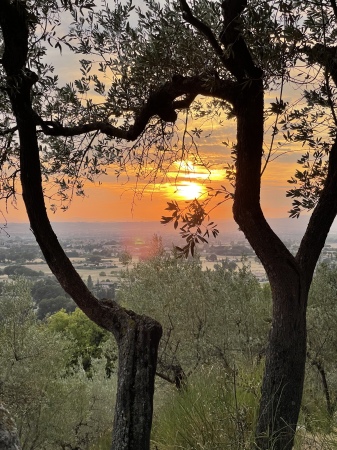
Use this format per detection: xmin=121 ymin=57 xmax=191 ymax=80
xmin=111 ymin=309 xmax=161 ymax=449
xmin=233 ymin=101 xmax=337 ymax=449
xmin=254 ymin=273 xmax=307 ymax=450
xmin=15 ymin=82 xmax=162 ymax=448
xmin=16 ymin=91 xmax=161 ymax=448
xmin=232 ymin=78 xmax=309 ymax=449
xmin=0 ymin=3 xmax=162 ymax=446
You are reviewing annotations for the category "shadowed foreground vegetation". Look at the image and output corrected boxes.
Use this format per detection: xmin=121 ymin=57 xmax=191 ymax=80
xmin=1 ymin=255 xmax=337 ymax=449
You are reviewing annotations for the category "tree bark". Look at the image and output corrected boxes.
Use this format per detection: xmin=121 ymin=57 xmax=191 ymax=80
xmin=111 ymin=309 xmax=161 ymax=449
xmin=0 ymin=3 xmax=162 ymax=448
xmin=16 ymin=81 xmax=161 ymax=448
xmin=232 ymin=78 xmax=308 ymax=450
xmin=16 ymin=77 xmax=161 ymax=449
xmin=219 ymin=1 xmax=337 ymax=447
xmin=254 ymin=274 xmax=307 ymax=450
xmin=232 ymin=72 xmax=337 ymax=449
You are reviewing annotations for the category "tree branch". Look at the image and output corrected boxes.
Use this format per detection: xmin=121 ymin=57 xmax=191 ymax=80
xmin=296 ymin=137 xmax=337 ymax=280
xmin=296 ymin=43 xmax=337 ymax=279
xmin=179 ymin=0 xmax=225 ymax=59
xmin=330 ymin=0 xmax=337 ymax=21
xmin=179 ymin=0 xmax=261 ymax=81
xmin=0 ymin=0 xmax=29 ymax=76
xmin=0 ymin=126 xmax=18 ymax=136
xmin=38 ymin=75 xmax=239 ymax=139
xmin=219 ymin=0 xmax=263 ymax=81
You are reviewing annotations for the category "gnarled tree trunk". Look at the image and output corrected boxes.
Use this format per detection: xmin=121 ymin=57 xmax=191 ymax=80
xmin=111 ymin=310 xmax=161 ymax=449
xmin=254 ymin=270 xmax=307 ymax=450
xmin=0 ymin=2 xmax=162 ymax=448
xmin=232 ymin=65 xmax=337 ymax=449
xmin=232 ymin=77 xmax=309 ymax=450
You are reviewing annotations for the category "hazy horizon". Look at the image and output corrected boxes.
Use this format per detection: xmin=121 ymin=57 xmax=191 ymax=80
xmin=3 ymin=215 xmax=337 ymax=241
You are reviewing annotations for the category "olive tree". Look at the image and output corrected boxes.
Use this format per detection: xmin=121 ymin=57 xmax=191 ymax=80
xmin=0 ymin=2 xmax=162 ymax=448
xmin=304 ymin=263 xmax=337 ymax=424
xmin=1 ymin=0 xmax=337 ymax=449
xmin=118 ymin=256 xmax=270 ymax=382
xmin=0 ymin=278 xmax=115 ymax=450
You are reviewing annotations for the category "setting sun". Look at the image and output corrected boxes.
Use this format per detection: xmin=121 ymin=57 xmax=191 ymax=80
xmin=175 ymin=182 xmax=206 ymax=200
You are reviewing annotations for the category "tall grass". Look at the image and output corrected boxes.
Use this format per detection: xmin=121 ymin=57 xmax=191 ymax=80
xmin=151 ymin=365 xmax=262 ymax=450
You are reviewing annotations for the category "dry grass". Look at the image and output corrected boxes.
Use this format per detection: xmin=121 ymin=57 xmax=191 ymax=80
xmin=295 ymin=429 xmax=337 ymax=450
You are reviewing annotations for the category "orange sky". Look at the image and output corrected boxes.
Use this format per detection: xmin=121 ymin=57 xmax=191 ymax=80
xmin=2 ymin=101 xmax=304 ymax=224
xmin=1 ymin=12 xmax=309 ymax=225
xmin=3 ymin=136 xmax=302 ymax=224
xmin=2 ymin=88 xmax=305 ymax=224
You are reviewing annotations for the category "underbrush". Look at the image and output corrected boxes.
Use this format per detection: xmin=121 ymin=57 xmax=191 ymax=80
xmin=151 ymin=365 xmax=261 ymax=450
xmin=150 ymin=364 xmax=337 ymax=450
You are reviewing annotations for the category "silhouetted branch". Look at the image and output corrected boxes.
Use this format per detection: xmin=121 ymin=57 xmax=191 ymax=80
xmin=180 ymin=0 xmax=224 ymax=59
xmin=330 ymin=0 xmax=337 ymax=21
xmin=0 ymin=126 xmax=18 ymax=136
xmin=219 ymin=0 xmax=263 ymax=81
xmin=38 ymin=76 xmax=238 ymax=139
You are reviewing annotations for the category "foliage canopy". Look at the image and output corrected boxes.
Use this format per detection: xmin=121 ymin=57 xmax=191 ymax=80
xmin=1 ymin=0 xmax=336 ymax=220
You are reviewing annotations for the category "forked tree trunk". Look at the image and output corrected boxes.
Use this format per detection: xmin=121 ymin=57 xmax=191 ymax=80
xmin=232 ymin=78 xmax=309 ymax=450
xmin=219 ymin=1 xmax=337 ymax=446
xmin=232 ymin=69 xmax=337 ymax=448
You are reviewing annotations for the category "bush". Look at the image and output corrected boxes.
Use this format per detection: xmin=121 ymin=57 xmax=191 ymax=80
xmin=37 ymin=296 xmax=76 ymax=320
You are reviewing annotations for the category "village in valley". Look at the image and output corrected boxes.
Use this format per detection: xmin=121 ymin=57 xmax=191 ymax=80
xmin=1 ymin=220 xmax=337 ymax=320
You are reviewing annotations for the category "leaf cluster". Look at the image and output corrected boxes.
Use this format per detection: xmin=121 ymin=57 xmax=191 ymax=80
xmin=161 ymin=199 xmax=219 ymax=257
xmin=0 ymin=278 xmax=116 ymax=449
xmin=118 ymin=255 xmax=271 ymax=378
xmin=287 ymin=150 xmax=328 ymax=218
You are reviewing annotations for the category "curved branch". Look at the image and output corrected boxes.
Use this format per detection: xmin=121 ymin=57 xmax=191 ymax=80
xmin=180 ymin=0 xmax=225 ymax=59
xmin=0 ymin=0 xmax=29 ymax=76
xmin=179 ymin=0 xmax=262 ymax=81
xmin=1 ymin=1 xmax=163 ymax=441
xmin=296 ymin=138 xmax=337 ymax=279
xmin=296 ymin=44 xmax=337 ymax=279
xmin=0 ymin=0 xmax=161 ymax=357
xmin=0 ymin=126 xmax=18 ymax=136
xmin=38 ymin=75 xmax=239 ymax=139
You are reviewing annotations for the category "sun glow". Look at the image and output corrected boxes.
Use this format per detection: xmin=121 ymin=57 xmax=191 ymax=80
xmin=168 ymin=160 xmax=210 ymax=180
xmin=175 ymin=182 xmax=206 ymax=200
xmin=161 ymin=159 xmax=227 ymax=201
